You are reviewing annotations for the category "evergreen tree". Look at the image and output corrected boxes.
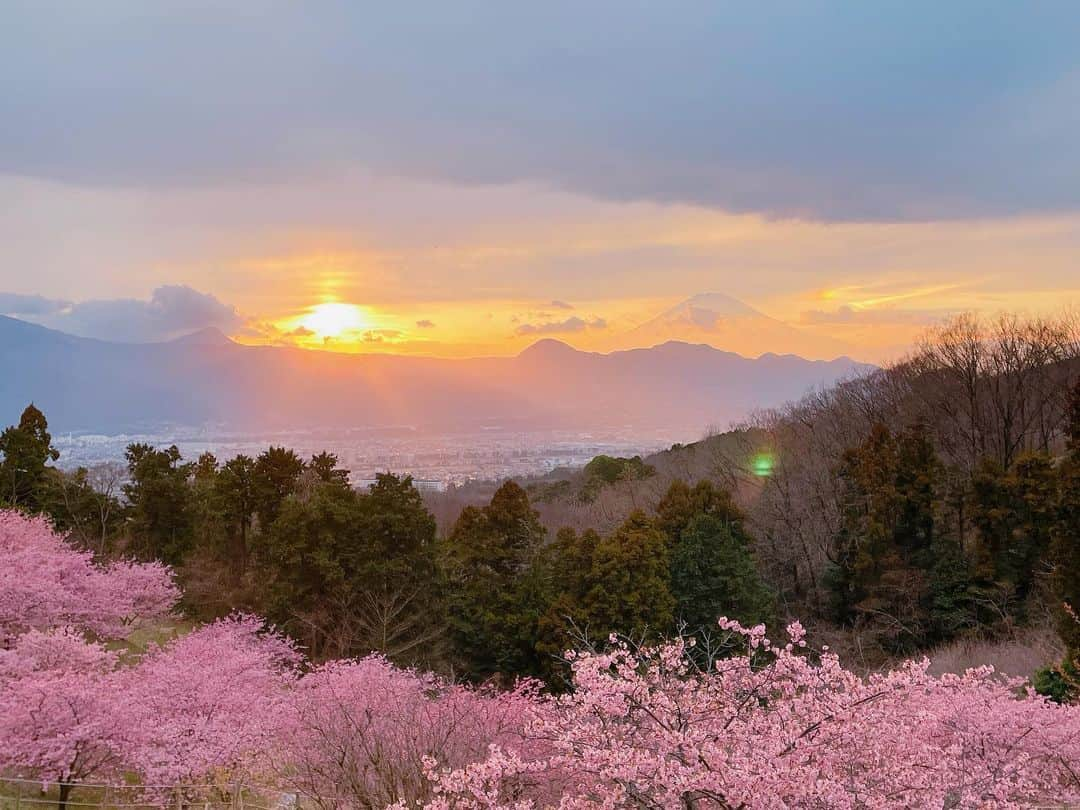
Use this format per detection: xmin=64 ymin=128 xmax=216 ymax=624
xmin=123 ymin=443 xmax=194 ymax=564
xmin=253 ymin=446 xmax=306 ymax=529
xmin=1046 ymin=379 xmax=1080 ymax=698
xmin=0 ymin=404 xmax=60 ymax=511
xmin=971 ymin=452 xmax=1057 ymax=616
xmin=216 ymin=454 xmax=257 ymax=582
xmin=534 ymin=527 xmax=600 ymax=682
xmin=308 ymin=451 xmax=350 ymax=486
xmin=829 ymin=424 xmax=965 ymax=653
xmin=441 ymin=481 xmax=547 ymax=681
xmin=582 ymin=510 xmax=674 ymax=643
xmin=350 ymin=473 xmax=443 ymax=667
xmin=669 ymin=513 xmax=774 ymax=640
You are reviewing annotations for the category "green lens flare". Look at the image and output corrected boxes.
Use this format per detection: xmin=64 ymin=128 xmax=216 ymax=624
xmin=752 ymin=452 xmax=775 ymax=477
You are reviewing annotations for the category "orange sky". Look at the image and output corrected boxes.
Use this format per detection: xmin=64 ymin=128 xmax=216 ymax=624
xmin=2 ymin=176 xmax=1078 ymax=363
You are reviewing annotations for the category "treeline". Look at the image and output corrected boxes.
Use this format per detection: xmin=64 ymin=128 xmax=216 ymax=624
xmin=3 ymin=311 xmax=1078 ymax=692
xmin=0 ymin=404 xmax=773 ymax=684
xmin=739 ymin=312 xmax=1080 ymax=687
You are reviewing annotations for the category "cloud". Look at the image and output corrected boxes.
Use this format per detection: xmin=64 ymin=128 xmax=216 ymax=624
xmin=25 ymin=285 xmax=242 ymax=342
xmin=362 ymin=328 xmax=404 ymax=343
xmin=516 ymin=316 xmax=607 ymax=336
xmin=550 ymin=300 xmax=574 ymax=310
xmin=415 ymin=319 xmax=436 ymax=328
xmin=285 ymin=325 xmax=314 ymax=337
xmin=2 ymin=5 xmax=1078 ymax=220
xmin=0 ymin=292 xmax=70 ymax=316
xmin=799 ymin=305 xmax=951 ymax=326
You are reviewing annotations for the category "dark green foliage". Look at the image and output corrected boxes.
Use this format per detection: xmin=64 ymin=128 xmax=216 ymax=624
xmin=253 ymin=446 xmax=306 ymax=529
xmin=0 ymin=404 xmax=59 ymax=511
xmin=581 ymin=511 xmax=674 ymax=643
xmin=123 ymin=443 xmax=194 ymax=564
xmin=655 ymin=479 xmax=743 ymax=546
xmin=829 ymin=424 xmax=971 ymax=653
xmin=583 ymin=454 xmax=655 ymax=484
xmin=257 ymin=473 xmax=443 ymax=666
xmin=1033 ymin=661 xmax=1078 ymax=705
xmin=308 ymin=451 xmax=350 ymax=486
xmin=441 ymin=481 xmax=547 ymax=680
xmin=534 ymin=527 xmax=600 ymax=681
xmin=579 ymin=454 xmax=656 ymax=502
xmin=215 ymin=454 xmax=257 ymax=582
xmin=1050 ymin=379 xmax=1080 ymax=682
xmin=970 ymin=453 xmax=1057 ymax=611
xmin=669 ymin=514 xmax=774 ymax=638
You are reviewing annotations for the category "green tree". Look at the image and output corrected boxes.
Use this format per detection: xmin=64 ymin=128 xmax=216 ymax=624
xmin=970 ymin=452 xmax=1057 ymax=616
xmin=0 ymin=404 xmax=60 ymax=511
xmin=216 ymin=454 xmax=257 ymax=582
xmin=349 ymin=473 xmax=443 ymax=667
xmin=253 ymin=446 xmax=306 ymax=529
xmin=669 ymin=514 xmax=774 ymax=639
xmin=257 ymin=473 xmax=444 ymax=666
xmin=441 ymin=481 xmax=547 ymax=681
xmin=581 ymin=511 xmax=674 ymax=643
xmin=534 ymin=526 xmax=601 ymax=682
xmin=1044 ymin=379 xmax=1080 ymax=699
xmin=308 ymin=451 xmax=350 ymax=486
xmin=123 ymin=443 xmax=194 ymax=564
xmin=259 ymin=480 xmax=363 ymax=657
xmin=829 ymin=424 xmax=967 ymax=653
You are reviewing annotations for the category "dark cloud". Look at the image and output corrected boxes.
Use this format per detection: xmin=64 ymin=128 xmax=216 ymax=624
xmin=2 ymin=4 xmax=1078 ymax=220
xmin=516 ymin=316 xmax=607 ymax=336
xmin=415 ymin=319 xmax=436 ymax=328
xmin=27 ymin=285 xmax=242 ymax=342
xmin=285 ymin=325 xmax=315 ymax=337
xmin=0 ymin=292 xmax=70 ymax=316
xmin=550 ymin=300 xmax=574 ymax=310
xmin=800 ymin=306 xmax=950 ymax=326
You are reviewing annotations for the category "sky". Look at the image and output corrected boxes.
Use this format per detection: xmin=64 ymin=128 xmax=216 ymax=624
xmin=1 ymin=2 xmax=1078 ymax=361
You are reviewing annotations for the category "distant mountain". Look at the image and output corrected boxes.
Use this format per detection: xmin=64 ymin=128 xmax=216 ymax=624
xmin=0 ymin=315 xmax=871 ymax=435
xmin=627 ymin=292 xmax=854 ymax=359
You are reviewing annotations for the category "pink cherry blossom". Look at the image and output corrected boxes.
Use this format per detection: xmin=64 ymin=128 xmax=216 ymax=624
xmin=274 ymin=655 xmax=543 ymax=808
xmin=424 ymin=619 xmax=1080 ymax=809
xmin=0 ymin=510 xmax=178 ymax=643
xmin=121 ymin=614 xmax=300 ymax=790
xmin=0 ymin=628 xmax=129 ymax=797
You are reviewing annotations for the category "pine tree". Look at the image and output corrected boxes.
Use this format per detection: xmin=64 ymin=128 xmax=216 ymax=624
xmin=0 ymin=403 xmax=60 ymax=511
xmin=441 ymin=481 xmax=547 ymax=680
xmin=582 ymin=511 xmax=674 ymax=643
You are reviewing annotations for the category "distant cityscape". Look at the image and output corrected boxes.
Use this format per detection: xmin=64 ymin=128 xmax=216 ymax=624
xmin=51 ymin=426 xmax=688 ymax=488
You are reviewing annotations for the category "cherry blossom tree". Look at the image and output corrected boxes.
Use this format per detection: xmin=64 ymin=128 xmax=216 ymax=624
xmin=0 ymin=628 xmax=130 ymax=810
xmin=423 ymin=619 xmax=1080 ymax=808
xmin=0 ymin=510 xmax=178 ymax=643
xmin=122 ymin=614 xmax=300 ymax=792
xmin=274 ymin=656 xmax=541 ymax=808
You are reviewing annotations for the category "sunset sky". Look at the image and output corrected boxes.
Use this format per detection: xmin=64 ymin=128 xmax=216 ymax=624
xmin=1 ymin=3 xmax=1078 ymax=361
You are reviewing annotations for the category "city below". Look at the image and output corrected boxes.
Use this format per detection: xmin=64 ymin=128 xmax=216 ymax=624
xmin=50 ymin=426 xmax=688 ymax=489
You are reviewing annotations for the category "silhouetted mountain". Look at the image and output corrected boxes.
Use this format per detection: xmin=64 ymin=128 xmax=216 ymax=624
xmin=627 ymin=292 xmax=854 ymax=359
xmin=0 ymin=316 xmax=871 ymax=434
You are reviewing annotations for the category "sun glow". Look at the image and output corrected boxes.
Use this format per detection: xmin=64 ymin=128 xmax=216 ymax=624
xmin=299 ymin=302 xmax=369 ymax=338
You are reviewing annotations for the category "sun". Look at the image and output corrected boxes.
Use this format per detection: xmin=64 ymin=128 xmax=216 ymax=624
xmin=299 ymin=302 xmax=368 ymax=338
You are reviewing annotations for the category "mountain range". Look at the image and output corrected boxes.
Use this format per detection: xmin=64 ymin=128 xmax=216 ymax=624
xmin=0 ymin=315 xmax=871 ymax=435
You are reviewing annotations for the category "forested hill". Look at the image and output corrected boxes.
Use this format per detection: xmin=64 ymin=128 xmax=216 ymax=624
xmin=0 ymin=314 xmax=868 ymax=434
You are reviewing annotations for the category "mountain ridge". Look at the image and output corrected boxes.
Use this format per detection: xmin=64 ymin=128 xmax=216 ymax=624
xmin=0 ymin=315 xmax=872 ymax=434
